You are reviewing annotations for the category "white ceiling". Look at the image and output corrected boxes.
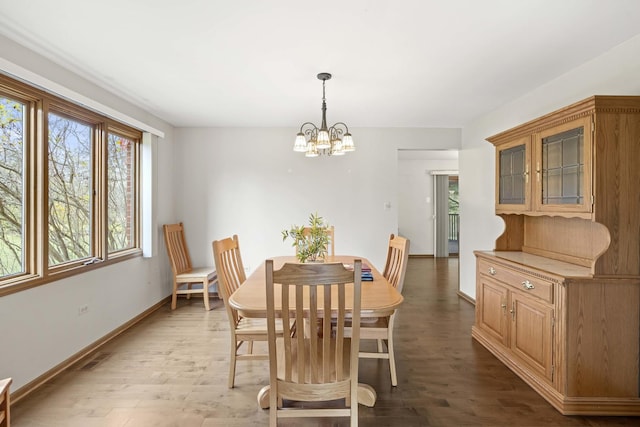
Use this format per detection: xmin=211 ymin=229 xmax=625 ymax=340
xmin=1 ymin=0 xmax=639 ymax=129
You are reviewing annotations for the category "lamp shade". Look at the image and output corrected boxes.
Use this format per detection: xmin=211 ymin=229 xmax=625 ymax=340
xmin=316 ymin=129 xmax=331 ymax=149
xmin=342 ymin=133 xmax=355 ymax=152
xmin=305 ymin=142 xmax=319 ymax=157
xmin=293 ymin=133 xmax=307 ymax=152
xmin=331 ymin=139 xmax=345 ymax=156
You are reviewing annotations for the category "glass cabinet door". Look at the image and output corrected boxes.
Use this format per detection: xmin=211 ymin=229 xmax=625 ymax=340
xmin=496 ymin=136 xmax=531 ymax=212
xmin=534 ymin=116 xmax=592 ymax=214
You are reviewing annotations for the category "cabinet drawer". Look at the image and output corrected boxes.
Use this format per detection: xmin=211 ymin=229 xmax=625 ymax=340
xmin=478 ymin=258 xmax=553 ymax=303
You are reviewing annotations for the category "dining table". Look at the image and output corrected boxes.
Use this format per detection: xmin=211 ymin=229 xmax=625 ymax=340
xmin=228 ymin=255 xmax=404 ymax=409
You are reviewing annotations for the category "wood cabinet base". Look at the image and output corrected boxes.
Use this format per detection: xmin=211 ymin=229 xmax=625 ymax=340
xmin=472 ymin=326 xmax=640 ymax=416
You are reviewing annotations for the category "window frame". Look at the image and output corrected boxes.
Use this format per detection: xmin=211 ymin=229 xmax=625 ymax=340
xmin=0 ymin=73 xmax=142 ymax=296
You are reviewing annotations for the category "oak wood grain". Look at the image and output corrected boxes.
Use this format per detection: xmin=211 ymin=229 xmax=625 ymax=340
xmin=10 ymin=258 xmax=640 ymax=426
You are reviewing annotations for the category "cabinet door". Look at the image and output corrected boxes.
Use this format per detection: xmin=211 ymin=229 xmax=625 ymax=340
xmin=533 ymin=116 xmax=593 ymax=214
xmin=496 ymin=136 xmax=532 ymax=213
xmin=510 ymin=292 xmax=554 ymax=382
xmin=477 ymin=277 xmax=509 ymax=346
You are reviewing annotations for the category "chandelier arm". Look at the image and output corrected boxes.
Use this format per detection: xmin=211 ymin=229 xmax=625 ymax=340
xmin=330 ymin=122 xmax=350 ymax=133
xmin=298 ymin=122 xmax=318 ymax=133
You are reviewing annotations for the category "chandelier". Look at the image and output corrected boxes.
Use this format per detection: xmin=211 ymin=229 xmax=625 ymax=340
xmin=293 ymin=73 xmax=355 ymax=157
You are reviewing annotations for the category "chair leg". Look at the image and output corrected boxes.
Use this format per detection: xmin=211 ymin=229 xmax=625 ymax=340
xmin=377 ymin=338 xmax=384 ymax=353
xmin=388 ymin=324 xmax=398 ymax=387
xmin=202 ymin=279 xmax=211 ymax=311
xmin=228 ymin=337 xmax=237 ymax=388
xmin=171 ymin=281 xmax=178 ymax=310
xmin=388 ymin=343 xmax=398 ymax=386
xmin=269 ymin=405 xmax=277 ymax=427
xmin=248 ymin=340 xmax=254 ymax=354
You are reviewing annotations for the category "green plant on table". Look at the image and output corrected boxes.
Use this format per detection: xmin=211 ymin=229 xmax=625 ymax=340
xmin=282 ymin=212 xmax=331 ymax=263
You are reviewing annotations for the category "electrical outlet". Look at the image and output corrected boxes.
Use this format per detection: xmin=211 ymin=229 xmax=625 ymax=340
xmin=78 ymin=305 xmax=89 ymax=316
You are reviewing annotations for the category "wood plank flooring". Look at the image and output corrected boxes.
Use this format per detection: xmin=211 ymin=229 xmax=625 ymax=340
xmin=11 ymin=258 xmax=639 ymax=426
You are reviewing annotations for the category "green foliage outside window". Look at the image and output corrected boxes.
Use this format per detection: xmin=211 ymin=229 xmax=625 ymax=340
xmin=0 ymin=97 xmax=24 ymax=277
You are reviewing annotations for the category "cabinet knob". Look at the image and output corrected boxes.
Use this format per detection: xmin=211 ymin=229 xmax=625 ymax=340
xmin=522 ymin=280 xmax=535 ymax=290
xmin=488 ymin=267 xmax=496 ymax=275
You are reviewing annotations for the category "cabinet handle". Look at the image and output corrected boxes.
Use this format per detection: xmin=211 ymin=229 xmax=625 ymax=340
xmin=488 ymin=267 xmax=496 ymax=275
xmin=501 ymin=303 xmax=507 ymax=313
xmin=536 ymin=161 xmax=541 ymax=182
xmin=522 ymin=280 xmax=535 ymax=290
xmin=510 ymin=302 xmax=515 ymax=320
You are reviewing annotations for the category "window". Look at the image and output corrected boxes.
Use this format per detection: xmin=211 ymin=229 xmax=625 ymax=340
xmin=0 ymin=74 xmax=141 ymax=295
xmin=107 ymin=130 xmax=137 ymax=253
xmin=0 ymin=95 xmax=26 ymax=278
xmin=48 ymin=111 xmax=93 ymax=266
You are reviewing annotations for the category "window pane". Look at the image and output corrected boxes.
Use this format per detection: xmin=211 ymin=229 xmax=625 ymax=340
xmin=107 ymin=133 xmax=135 ymax=252
xmin=0 ymin=97 xmax=26 ymax=277
xmin=48 ymin=113 xmax=92 ymax=265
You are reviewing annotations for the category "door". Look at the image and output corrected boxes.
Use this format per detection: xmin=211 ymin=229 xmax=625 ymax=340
xmin=510 ymin=292 xmax=554 ymax=381
xmin=477 ymin=277 xmax=509 ymax=346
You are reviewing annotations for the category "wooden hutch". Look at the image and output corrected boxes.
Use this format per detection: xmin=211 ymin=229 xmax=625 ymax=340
xmin=472 ymin=96 xmax=640 ymax=415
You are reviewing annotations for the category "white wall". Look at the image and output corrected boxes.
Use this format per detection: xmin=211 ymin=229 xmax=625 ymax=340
xmin=398 ymin=150 xmax=459 ymax=255
xmin=173 ymin=128 xmax=460 ymax=273
xmin=0 ymin=35 xmax=177 ymax=392
xmin=458 ymin=33 xmax=640 ymax=300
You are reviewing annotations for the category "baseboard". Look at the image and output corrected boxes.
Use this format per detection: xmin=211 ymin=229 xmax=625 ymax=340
xmin=11 ymin=296 xmax=171 ymax=404
xmin=457 ymin=290 xmax=475 ymax=305
xmin=408 ymin=254 xmax=459 ymax=258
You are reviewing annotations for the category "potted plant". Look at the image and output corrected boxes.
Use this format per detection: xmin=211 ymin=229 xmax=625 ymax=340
xmin=282 ymin=212 xmax=331 ymax=263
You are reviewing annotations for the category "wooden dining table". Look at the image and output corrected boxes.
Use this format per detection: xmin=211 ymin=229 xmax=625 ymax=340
xmin=228 ymin=255 xmax=404 ymax=408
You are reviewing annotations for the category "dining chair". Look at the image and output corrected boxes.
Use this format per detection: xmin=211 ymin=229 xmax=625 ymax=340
xmin=163 ymin=223 xmax=218 ymax=310
xmin=0 ymin=377 xmax=11 ymax=427
xmin=265 ymin=259 xmax=362 ymax=426
xmin=349 ymin=234 xmax=410 ymax=387
xmin=213 ymin=235 xmax=281 ymax=388
xmin=296 ymin=225 xmax=335 ymax=257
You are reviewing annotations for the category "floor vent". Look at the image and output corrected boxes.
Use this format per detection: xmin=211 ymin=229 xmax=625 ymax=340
xmin=79 ymin=352 xmax=112 ymax=371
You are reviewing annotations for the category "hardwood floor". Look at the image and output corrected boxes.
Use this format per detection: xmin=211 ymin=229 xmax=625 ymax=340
xmin=11 ymin=258 xmax=639 ymax=426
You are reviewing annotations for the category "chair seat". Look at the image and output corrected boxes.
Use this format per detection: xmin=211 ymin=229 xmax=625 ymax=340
xmin=176 ymin=282 xmax=217 ymax=292
xmin=236 ymin=316 xmax=283 ymax=336
xmin=176 ymin=267 xmax=217 ymax=282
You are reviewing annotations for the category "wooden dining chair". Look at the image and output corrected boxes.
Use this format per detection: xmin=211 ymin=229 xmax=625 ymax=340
xmin=265 ymin=259 xmax=362 ymax=426
xmin=349 ymin=234 xmax=409 ymax=387
xmin=213 ymin=235 xmax=281 ymax=388
xmin=296 ymin=225 xmax=335 ymax=257
xmin=163 ymin=222 xmax=218 ymax=310
xmin=0 ymin=378 xmax=11 ymax=427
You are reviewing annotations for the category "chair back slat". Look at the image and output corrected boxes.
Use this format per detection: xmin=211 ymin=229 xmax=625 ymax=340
xmin=212 ymin=235 xmax=246 ymax=326
xmin=163 ymin=223 xmax=193 ymax=275
xmin=382 ymin=234 xmax=410 ymax=293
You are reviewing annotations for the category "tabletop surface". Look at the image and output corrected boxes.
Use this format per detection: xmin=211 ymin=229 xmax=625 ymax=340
xmin=229 ymin=255 xmax=404 ymax=318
